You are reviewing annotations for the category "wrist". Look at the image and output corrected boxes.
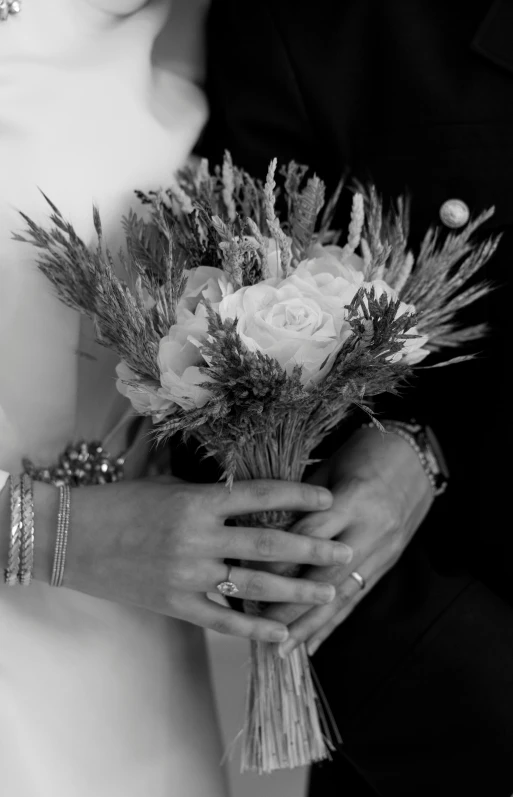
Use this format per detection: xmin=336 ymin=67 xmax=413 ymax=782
xmin=328 ymin=424 xmax=428 ymax=488
xmin=354 ymin=425 xmax=435 ymax=518
xmin=350 ymin=424 xmax=430 ymax=481
xmin=375 ymin=420 xmax=449 ymax=498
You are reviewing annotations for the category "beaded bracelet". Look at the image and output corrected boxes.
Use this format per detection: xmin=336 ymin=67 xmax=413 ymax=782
xmin=50 ymin=484 xmax=71 ymax=588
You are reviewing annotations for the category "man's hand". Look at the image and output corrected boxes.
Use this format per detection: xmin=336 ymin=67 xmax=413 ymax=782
xmin=263 ymin=425 xmax=434 ymax=656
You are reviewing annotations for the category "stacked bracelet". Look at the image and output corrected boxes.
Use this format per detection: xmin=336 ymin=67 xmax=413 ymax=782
xmin=50 ymin=484 xmax=71 ymax=587
xmin=4 ymin=473 xmax=72 ymax=587
xmin=4 ymin=475 xmax=22 ymax=586
xmin=19 ymin=473 xmax=35 ymax=586
xmin=3 ymin=438 xmax=118 ymax=588
xmin=4 ymin=473 xmax=36 ymax=585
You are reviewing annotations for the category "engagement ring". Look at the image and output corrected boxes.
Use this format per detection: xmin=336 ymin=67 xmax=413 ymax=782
xmin=216 ymin=565 xmax=239 ymax=597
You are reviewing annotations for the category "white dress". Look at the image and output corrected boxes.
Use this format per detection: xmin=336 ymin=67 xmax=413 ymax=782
xmin=0 ymin=2 xmax=229 ymax=795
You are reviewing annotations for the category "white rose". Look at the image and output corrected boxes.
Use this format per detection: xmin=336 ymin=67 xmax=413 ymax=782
xmin=362 ymin=279 xmax=430 ymax=364
xmin=284 ymin=247 xmax=364 ymax=325
xmin=264 ymin=238 xmax=365 ymax=282
xmin=218 ymin=277 xmax=353 ymax=386
xmin=305 ymin=242 xmax=365 ymax=275
xmin=116 ymin=362 xmax=175 ymax=419
xmin=158 ymin=307 xmax=214 ymax=410
xmin=178 ymin=266 xmax=233 ymax=317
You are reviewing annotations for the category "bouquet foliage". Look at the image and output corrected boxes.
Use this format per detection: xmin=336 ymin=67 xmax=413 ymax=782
xmin=17 ymin=154 xmax=499 ymax=773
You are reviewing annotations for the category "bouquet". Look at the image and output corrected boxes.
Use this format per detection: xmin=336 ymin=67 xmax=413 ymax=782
xmin=17 ymin=155 xmax=499 ymax=773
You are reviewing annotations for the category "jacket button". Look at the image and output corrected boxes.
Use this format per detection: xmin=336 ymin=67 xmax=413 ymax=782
xmin=439 ymin=198 xmax=470 ymax=228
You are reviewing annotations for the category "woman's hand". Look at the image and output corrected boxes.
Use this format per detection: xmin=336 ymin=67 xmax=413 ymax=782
xmin=31 ymin=476 xmax=352 ymax=643
xmin=262 ymin=426 xmax=434 ymax=655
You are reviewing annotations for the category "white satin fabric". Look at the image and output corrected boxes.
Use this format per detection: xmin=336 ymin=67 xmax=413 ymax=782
xmin=0 ymin=2 xmax=228 ymax=795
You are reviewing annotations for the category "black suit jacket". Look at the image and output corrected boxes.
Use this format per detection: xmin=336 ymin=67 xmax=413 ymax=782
xmin=199 ymin=0 xmax=513 ymax=601
xmin=197 ymin=6 xmax=513 ymax=793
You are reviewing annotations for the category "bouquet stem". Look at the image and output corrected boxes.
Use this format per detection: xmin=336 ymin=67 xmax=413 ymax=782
xmin=211 ymin=418 xmax=342 ymax=773
xmin=241 ymin=639 xmax=339 ymax=773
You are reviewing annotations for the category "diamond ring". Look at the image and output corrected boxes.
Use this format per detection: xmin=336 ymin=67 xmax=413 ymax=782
xmin=216 ymin=565 xmax=239 ymax=597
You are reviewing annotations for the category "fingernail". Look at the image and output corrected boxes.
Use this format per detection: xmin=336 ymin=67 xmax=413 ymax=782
xmin=316 ymin=488 xmax=333 ymax=508
xmin=307 ymin=640 xmax=321 ymax=657
xmin=270 ymin=627 xmax=289 ymax=643
xmin=334 ymin=543 xmax=353 ymax=564
xmin=316 ymin=585 xmax=336 ymax=604
xmin=278 ymin=638 xmax=297 ymax=658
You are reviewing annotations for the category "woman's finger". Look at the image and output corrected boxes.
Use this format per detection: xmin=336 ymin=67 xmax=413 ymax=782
xmin=173 ymin=593 xmax=291 ymax=643
xmin=206 ymin=564 xmax=337 ymax=605
xmin=277 ymin=578 xmax=363 ymax=658
xmin=262 ymin=564 xmax=344 ymax=627
xmin=262 ymin=523 xmax=372 ymax=627
xmin=209 ymin=525 xmax=353 ymax=567
xmin=212 ymin=479 xmax=333 ymax=517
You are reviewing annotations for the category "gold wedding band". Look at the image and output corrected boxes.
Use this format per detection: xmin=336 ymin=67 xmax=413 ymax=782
xmin=216 ymin=564 xmax=239 ymax=597
xmin=350 ymin=571 xmax=366 ymax=590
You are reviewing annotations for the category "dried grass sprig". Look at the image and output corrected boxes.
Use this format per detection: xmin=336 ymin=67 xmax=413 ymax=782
xmin=289 ymin=174 xmax=326 ymax=263
xmin=264 ymin=159 xmax=293 ymax=275
xmin=15 ymin=199 xmax=161 ymax=381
